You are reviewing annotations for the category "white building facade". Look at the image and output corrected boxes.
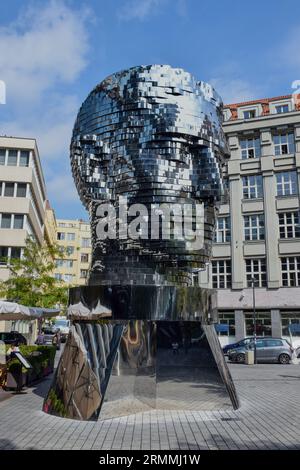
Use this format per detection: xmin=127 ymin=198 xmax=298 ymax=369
xmin=199 ymin=95 xmax=300 ymax=348
xmin=0 ymin=136 xmax=47 ymax=339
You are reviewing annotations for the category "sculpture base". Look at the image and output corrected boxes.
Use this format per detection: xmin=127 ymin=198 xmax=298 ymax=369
xmin=43 ymin=286 xmax=239 ymax=420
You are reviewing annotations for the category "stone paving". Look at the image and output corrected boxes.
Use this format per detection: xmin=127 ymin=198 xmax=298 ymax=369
xmin=0 ymin=361 xmax=300 ymax=450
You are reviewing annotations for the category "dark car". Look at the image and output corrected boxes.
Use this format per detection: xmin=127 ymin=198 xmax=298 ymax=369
xmin=0 ymin=331 xmax=27 ymax=345
xmin=223 ymin=336 xmax=264 ymax=355
xmin=228 ymin=337 xmax=293 ymax=364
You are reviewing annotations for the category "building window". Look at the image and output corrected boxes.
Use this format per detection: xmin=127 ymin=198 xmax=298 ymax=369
xmin=80 ymin=269 xmax=88 ymax=278
xmin=212 ymin=260 xmax=231 ymax=288
xmin=242 ymin=175 xmax=263 ymax=199
xmin=0 ymin=149 xmax=5 ymax=165
xmin=55 ymin=259 xmax=73 ymax=268
xmin=19 ymin=151 xmax=30 ymax=167
xmin=245 ymin=312 xmax=271 ymax=336
xmin=67 ymin=232 xmax=75 ymax=241
xmin=54 ymin=273 xmax=62 ymax=281
xmin=81 ymin=253 xmax=89 ymax=263
xmin=281 ymin=312 xmax=300 ymax=337
xmin=240 ymin=136 xmax=261 ymax=159
xmin=13 ymin=214 xmax=24 ymax=229
xmin=7 ymin=149 xmax=18 ymax=166
xmin=276 ymin=171 xmax=298 ymax=196
xmin=63 ymin=274 xmax=74 ymax=283
xmin=275 ymin=104 xmax=289 ymax=114
xmin=4 ymin=182 xmax=15 ymax=197
xmin=16 ymin=183 xmax=27 ymax=197
xmin=278 ymin=212 xmax=300 ymax=239
xmin=10 ymin=247 xmax=21 ymax=259
xmin=66 ymin=246 xmax=74 ymax=255
xmin=244 ymin=214 xmax=265 ymax=240
xmin=57 ymin=232 xmax=65 ymax=241
xmin=217 ymin=312 xmax=235 ymax=336
xmin=214 ymin=217 xmax=230 ymax=243
xmin=281 ymin=257 xmax=300 ymax=287
xmin=243 ymin=110 xmax=256 ymax=119
xmin=81 ymin=237 xmax=91 ymax=248
xmin=0 ymin=247 xmax=8 ymax=264
xmin=274 ymin=132 xmax=295 ymax=155
xmin=246 ymin=258 xmax=267 ymax=287
xmin=1 ymin=214 xmax=12 ymax=229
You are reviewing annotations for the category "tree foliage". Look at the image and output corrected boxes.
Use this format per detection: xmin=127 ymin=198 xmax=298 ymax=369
xmin=0 ymin=237 xmax=68 ymax=309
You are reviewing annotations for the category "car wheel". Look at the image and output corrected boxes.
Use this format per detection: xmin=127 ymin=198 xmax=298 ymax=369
xmin=278 ymin=354 xmax=290 ymax=364
xmin=235 ymin=353 xmax=245 ymax=364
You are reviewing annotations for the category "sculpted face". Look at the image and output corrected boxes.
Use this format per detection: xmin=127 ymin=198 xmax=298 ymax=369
xmin=70 ymin=65 xmax=229 ymax=285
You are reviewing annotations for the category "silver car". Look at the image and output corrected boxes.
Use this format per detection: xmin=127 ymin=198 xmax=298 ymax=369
xmin=228 ymin=338 xmax=293 ymax=364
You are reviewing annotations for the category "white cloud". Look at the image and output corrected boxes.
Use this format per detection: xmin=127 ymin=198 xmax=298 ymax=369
xmin=210 ymin=77 xmax=263 ymax=104
xmin=47 ymin=173 xmax=79 ymax=204
xmin=0 ymin=1 xmax=91 ymax=217
xmin=0 ymin=0 xmax=90 ymax=105
xmin=118 ymin=0 xmax=166 ymax=21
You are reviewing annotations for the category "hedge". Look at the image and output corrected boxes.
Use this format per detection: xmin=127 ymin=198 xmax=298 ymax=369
xmin=6 ymin=345 xmax=56 ymax=384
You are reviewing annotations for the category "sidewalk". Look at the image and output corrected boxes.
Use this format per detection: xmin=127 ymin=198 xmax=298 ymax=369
xmin=0 ymin=362 xmax=300 ymax=450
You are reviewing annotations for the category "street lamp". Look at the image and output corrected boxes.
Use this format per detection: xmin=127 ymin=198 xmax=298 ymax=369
xmin=251 ymin=276 xmax=257 ymax=364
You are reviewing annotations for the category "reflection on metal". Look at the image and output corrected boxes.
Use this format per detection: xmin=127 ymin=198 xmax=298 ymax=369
xmin=70 ymin=64 xmax=229 ymax=286
xmin=67 ymin=285 xmax=212 ymax=321
xmin=43 ymin=326 xmax=102 ymax=420
xmin=44 ymin=65 xmax=239 ymax=420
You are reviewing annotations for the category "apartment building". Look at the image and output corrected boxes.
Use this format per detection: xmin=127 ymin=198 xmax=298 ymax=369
xmin=0 ymin=136 xmax=46 ymax=281
xmin=54 ymin=219 xmax=91 ymax=285
xmin=198 ymin=95 xmax=300 ymax=347
xmin=0 ymin=136 xmax=47 ymax=339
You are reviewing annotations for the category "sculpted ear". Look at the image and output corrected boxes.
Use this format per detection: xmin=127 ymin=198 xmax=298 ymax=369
xmin=70 ymin=134 xmax=112 ymax=210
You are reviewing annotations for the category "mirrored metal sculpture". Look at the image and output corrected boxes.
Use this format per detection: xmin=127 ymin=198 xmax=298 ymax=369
xmin=44 ymin=65 xmax=239 ymax=420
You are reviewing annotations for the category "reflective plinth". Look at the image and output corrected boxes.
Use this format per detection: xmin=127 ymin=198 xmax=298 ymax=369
xmin=43 ymin=286 xmax=239 ymax=420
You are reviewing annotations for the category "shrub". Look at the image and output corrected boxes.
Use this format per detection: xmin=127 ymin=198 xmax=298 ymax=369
xmin=6 ymin=345 xmax=56 ymax=382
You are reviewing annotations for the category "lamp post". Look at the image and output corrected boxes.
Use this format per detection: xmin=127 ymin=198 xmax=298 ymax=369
xmin=251 ymin=276 xmax=257 ymax=364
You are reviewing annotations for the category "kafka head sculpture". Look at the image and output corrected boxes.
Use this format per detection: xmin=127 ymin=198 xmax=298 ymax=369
xmin=70 ymin=65 xmax=229 ymax=286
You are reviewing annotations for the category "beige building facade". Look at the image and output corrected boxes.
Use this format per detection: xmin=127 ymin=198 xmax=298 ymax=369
xmin=54 ymin=219 xmax=91 ymax=285
xmin=198 ymin=95 xmax=300 ymax=348
xmin=44 ymin=200 xmax=57 ymax=251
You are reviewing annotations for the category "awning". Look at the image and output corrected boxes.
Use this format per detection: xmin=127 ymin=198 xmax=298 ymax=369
xmin=0 ymin=300 xmax=60 ymax=321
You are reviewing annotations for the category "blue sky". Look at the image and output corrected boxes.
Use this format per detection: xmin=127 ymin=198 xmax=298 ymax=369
xmin=1 ymin=0 xmax=300 ymax=220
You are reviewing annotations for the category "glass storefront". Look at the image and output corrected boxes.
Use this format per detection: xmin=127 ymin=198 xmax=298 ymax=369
xmin=245 ymin=312 xmax=272 ymax=336
xmin=281 ymin=312 xmax=300 ymax=337
xmin=217 ymin=312 xmax=235 ymax=336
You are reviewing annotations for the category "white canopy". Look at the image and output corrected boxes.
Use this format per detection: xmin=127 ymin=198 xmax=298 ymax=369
xmin=67 ymin=300 xmax=111 ymax=319
xmin=0 ymin=300 xmax=60 ymax=321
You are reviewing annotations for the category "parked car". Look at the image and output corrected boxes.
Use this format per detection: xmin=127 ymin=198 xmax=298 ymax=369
xmin=0 ymin=331 xmax=27 ymax=345
xmin=53 ymin=317 xmax=70 ymax=343
xmin=228 ymin=337 xmax=293 ymax=364
xmin=223 ymin=336 xmax=264 ymax=355
xmin=296 ymin=346 xmax=300 ymax=359
xmin=35 ymin=327 xmax=61 ymax=350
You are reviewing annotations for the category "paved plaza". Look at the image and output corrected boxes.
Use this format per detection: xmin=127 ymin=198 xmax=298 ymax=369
xmin=0 ymin=359 xmax=300 ymax=450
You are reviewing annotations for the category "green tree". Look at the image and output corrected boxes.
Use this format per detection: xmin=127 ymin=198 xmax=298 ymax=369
xmin=0 ymin=237 xmax=68 ymax=309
